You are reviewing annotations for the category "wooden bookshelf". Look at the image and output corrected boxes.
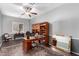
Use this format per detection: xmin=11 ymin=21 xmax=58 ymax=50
xmin=32 ymin=22 xmax=49 ymax=45
xmin=32 ymin=22 xmax=49 ymax=35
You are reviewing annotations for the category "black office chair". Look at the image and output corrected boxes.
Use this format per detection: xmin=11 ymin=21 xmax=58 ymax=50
xmin=26 ymin=31 xmax=31 ymax=36
xmin=26 ymin=31 xmax=31 ymax=39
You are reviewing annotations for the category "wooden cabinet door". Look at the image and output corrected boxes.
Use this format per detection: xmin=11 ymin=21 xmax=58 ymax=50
xmin=23 ymin=40 xmax=32 ymax=53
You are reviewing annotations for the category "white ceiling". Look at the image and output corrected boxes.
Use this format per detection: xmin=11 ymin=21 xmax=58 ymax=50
xmin=0 ymin=3 xmax=64 ymax=19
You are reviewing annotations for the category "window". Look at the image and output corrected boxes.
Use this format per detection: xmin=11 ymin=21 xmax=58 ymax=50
xmin=12 ymin=22 xmax=24 ymax=33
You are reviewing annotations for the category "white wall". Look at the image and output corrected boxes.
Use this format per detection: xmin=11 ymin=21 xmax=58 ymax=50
xmin=0 ymin=17 xmax=1 ymax=37
xmin=32 ymin=3 xmax=79 ymax=39
xmin=2 ymin=15 xmax=30 ymax=34
xmin=31 ymin=3 xmax=79 ymax=53
xmin=0 ymin=11 xmax=2 ymax=47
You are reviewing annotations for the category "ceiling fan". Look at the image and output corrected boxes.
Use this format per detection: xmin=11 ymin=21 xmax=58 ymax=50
xmin=21 ymin=3 xmax=38 ymax=17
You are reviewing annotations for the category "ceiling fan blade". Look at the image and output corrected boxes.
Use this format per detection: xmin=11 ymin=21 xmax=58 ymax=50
xmin=29 ymin=14 xmax=31 ymax=17
xmin=31 ymin=12 xmax=37 ymax=15
xmin=23 ymin=6 xmax=32 ymax=12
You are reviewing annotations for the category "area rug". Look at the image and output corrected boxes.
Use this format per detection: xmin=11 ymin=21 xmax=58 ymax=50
xmin=0 ymin=43 xmax=63 ymax=56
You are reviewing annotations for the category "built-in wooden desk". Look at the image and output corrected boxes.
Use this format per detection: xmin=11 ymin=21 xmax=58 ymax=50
xmin=23 ymin=36 xmax=49 ymax=53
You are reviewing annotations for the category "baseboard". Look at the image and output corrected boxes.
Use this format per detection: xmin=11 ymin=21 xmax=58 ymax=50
xmin=71 ymin=51 xmax=79 ymax=55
